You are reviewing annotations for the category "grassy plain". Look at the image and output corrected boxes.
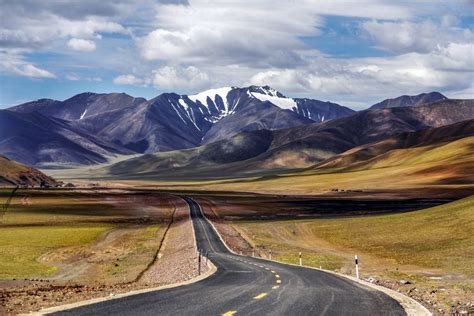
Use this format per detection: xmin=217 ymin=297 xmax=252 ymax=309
xmin=0 ymin=224 xmax=111 ymax=278
xmin=0 ymin=189 xmax=174 ymax=281
xmin=233 ymin=196 xmax=474 ymax=277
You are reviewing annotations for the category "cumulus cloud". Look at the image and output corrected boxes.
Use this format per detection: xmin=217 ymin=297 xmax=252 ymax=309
xmin=0 ymin=16 xmax=124 ymax=49
xmin=138 ymin=1 xmax=321 ymax=67
xmin=1 ymin=0 xmax=473 ymax=107
xmin=248 ymin=43 xmax=474 ymax=107
xmin=152 ymin=66 xmax=210 ymax=89
xmin=137 ymin=0 xmax=414 ymax=68
xmin=113 ymin=74 xmax=148 ymax=86
xmin=0 ymin=50 xmax=56 ymax=78
xmin=362 ymin=19 xmax=474 ymax=53
xmin=113 ymin=66 xmax=210 ymax=90
xmin=67 ymin=38 xmax=96 ymax=51
xmin=66 ymin=73 xmax=102 ymax=81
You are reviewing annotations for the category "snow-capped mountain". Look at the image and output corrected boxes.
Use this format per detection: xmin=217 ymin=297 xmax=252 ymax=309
xmin=173 ymin=85 xmax=353 ymax=127
xmin=6 ymin=86 xmax=354 ymax=164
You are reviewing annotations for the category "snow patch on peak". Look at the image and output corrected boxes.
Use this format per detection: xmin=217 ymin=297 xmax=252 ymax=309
xmin=79 ymin=109 xmax=88 ymax=120
xmin=251 ymin=92 xmax=297 ymax=110
xmin=188 ymin=87 xmax=232 ymax=111
xmin=255 ymin=86 xmax=280 ymax=97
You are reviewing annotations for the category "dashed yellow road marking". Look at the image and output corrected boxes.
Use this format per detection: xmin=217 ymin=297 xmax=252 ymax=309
xmin=275 ymin=274 xmax=280 ymax=278
xmin=222 ymin=311 xmax=237 ymax=316
xmin=271 ymin=270 xmax=276 ymax=273
xmin=276 ymin=279 xmax=281 ymax=284
xmin=254 ymin=293 xmax=268 ymax=300
xmin=272 ymin=285 xmax=280 ymax=289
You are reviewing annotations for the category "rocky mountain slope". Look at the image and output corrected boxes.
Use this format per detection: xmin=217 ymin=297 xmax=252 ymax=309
xmin=9 ymin=92 xmax=146 ymax=121
xmin=0 ymin=110 xmax=132 ymax=166
xmin=104 ymin=100 xmax=474 ymax=179
xmin=0 ymin=156 xmax=57 ymax=186
xmin=6 ymin=86 xmax=353 ymax=161
xmin=316 ymin=119 xmax=474 ymax=170
xmin=4 ymin=87 xmax=471 ymax=170
xmin=370 ymin=91 xmax=447 ymax=109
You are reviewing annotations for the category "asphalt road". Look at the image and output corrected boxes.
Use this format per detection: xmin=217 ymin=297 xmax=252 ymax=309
xmin=53 ymin=197 xmax=406 ymax=316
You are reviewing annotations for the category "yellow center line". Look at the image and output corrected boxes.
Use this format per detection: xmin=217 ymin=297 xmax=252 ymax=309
xmin=272 ymin=285 xmax=280 ymax=289
xmin=276 ymin=279 xmax=281 ymax=284
xmin=275 ymin=275 xmax=280 ymax=278
xmin=271 ymin=270 xmax=276 ymax=273
xmin=254 ymin=293 xmax=268 ymax=300
xmin=222 ymin=311 xmax=237 ymax=316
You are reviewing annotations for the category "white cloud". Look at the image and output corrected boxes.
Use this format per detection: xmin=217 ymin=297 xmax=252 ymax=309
xmin=113 ymin=66 xmax=210 ymax=90
xmin=0 ymin=50 xmax=56 ymax=78
xmin=248 ymin=43 xmax=474 ymax=107
xmin=362 ymin=19 xmax=474 ymax=53
xmin=2 ymin=1 xmax=473 ymax=107
xmin=152 ymin=65 xmax=210 ymax=89
xmin=138 ymin=2 xmax=321 ymax=67
xmin=67 ymin=38 xmax=96 ymax=51
xmin=137 ymin=0 xmax=414 ymax=67
xmin=113 ymin=74 xmax=148 ymax=86
xmin=66 ymin=73 xmax=103 ymax=81
xmin=1 ymin=15 xmax=124 ymax=49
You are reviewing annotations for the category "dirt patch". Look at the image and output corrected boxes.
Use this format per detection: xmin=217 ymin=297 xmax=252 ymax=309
xmin=140 ymin=196 xmax=207 ymax=285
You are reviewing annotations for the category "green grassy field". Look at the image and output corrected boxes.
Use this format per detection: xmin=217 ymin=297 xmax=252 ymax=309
xmin=0 ymin=224 xmax=112 ymax=278
xmin=234 ymin=195 xmax=474 ymax=276
xmin=0 ymin=190 xmax=173 ymax=280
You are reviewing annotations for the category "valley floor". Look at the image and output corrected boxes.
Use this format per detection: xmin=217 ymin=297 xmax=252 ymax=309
xmin=0 ymin=186 xmax=472 ymax=315
xmin=0 ymin=190 xmax=204 ymax=314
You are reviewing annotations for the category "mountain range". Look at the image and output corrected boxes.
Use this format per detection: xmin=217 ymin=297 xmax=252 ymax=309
xmin=1 ymin=86 xmax=472 ymax=178
xmin=105 ymin=101 xmax=474 ymax=180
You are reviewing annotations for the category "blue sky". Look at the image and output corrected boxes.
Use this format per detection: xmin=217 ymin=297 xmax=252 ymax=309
xmin=1 ymin=0 xmax=473 ymax=110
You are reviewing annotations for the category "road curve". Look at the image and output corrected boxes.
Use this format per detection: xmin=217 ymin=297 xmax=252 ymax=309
xmin=53 ymin=197 xmax=405 ymax=316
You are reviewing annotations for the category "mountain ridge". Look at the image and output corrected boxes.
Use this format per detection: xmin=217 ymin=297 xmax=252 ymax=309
xmin=4 ymin=86 xmax=472 ymax=168
xmin=102 ymin=100 xmax=474 ymax=180
xmin=370 ymin=91 xmax=447 ymax=110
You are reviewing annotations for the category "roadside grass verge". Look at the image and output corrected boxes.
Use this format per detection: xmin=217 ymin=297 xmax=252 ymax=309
xmin=226 ymin=196 xmax=473 ymax=313
xmin=233 ymin=195 xmax=474 ymax=277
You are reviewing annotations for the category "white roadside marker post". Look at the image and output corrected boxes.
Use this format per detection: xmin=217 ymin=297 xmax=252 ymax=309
xmin=299 ymin=252 xmax=302 ymax=266
xmin=355 ymin=255 xmax=360 ymax=279
xmin=269 ymin=249 xmax=272 ymax=260
xmin=252 ymin=249 xmax=255 ymax=257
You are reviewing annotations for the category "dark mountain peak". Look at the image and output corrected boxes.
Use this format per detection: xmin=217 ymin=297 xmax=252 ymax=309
xmin=63 ymin=92 xmax=100 ymax=102
xmin=4 ymin=86 xmax=357 ymax=165
xmin=370 ymin=91 xmax=447 ymax=110
xmin=149 ymin=92 xmax=181 ymax=104
xmin=246 ymin=85 xmax=285 ymax=98
xmin=9 ymin=92 xmax=146 ymax=121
